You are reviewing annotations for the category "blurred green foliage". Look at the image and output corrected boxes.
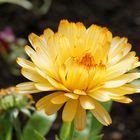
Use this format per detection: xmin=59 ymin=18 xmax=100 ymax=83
xmin=0 ymin=88 xmax=56 ymax=140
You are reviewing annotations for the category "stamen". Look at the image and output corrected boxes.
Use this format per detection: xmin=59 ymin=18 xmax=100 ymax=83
xmin=74 ymin=53 xmax=106 ymax=69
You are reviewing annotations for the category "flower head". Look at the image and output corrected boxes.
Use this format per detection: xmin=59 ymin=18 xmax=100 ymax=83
xmin=0 ymin=87 xmax=33 ymax=111
xmin=16 ymin=20 xmax=140 ymax=130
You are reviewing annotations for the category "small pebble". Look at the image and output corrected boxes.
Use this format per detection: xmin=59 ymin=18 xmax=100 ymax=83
xmin=110 ymin=131 xmax=122 ymax=140
xmin=118 ymin=123 xmax=125 ymax=131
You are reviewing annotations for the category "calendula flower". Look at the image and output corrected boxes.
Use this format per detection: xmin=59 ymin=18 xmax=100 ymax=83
xmin=16 ymin=20 xmax=140 ymax=130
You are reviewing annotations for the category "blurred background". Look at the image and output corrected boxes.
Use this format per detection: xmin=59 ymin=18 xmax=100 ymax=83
xmin=0 ymin=0 xmax=140 ymax=140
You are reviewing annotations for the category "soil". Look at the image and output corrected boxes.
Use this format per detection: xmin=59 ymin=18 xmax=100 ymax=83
xmin=0 ymin=0 xmax=140 ymax=140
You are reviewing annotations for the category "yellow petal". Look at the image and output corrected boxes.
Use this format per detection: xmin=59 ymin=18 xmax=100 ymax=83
xmin=42 ymin=28 xmax=54 ymax=42
xmin=103 ymin=79 xmax=127 ymax=88
xmin=103 ymin=73 xmax=140 ymax=88
xmin=36 ymin=92 xmax=61 ymax=110
xmin=17 ymin=57 xmax=35 ymax=70
xmin=109 ymin=37 xmax=128 ymax=57
xmin=93 ymin=43 xmax=103 ymax=64
xmin=36 ymin=67 xmax=69 ymax=91
xmin=16 ymin=82 xmax=40 ymax=94
xmin=90 ymin=99 xmax=112 ymax=126
xmin=51 ymin=94 xmax=69 ymax=104
xmin=24 ymin=45 xmax=48 ymax=71
xmin=24 ymin=45 xmax=36 ymax=58
xmin=27 ymin=36 xmax=59 ymax=80
xmin=111 ymin=96 xmax=132 ymax=103
xmin=28 ymin=33 xmax=39 ymax=50
xmin=102 ymin=84 xmax=138 ymax=96
xmin=105 ymin=51 xmax=138 ymax=81
xmin=76 ymin=22 xmax=86 ymax=38
xmin=30 ymin=34 xmax=46 ymax=50
xmin=88 ymin=90 xmax=111 ymax=102
xmin=58 ymin=64 xmax=67 ymax=83
xmin=79 ymin=96 xmax=95 ymax=109
xmin=46 ymin=34 xmax=60 ymax=62
xmin=134 ymin=62 xmax=140 ymax=68
xmin=88 ymin=66 xmax=105 ymax=90
xmin=45 ymin=73 xmax=69 ymax=91
xmin=86 ymin=25 xmax=112 ymax=54
xmin=64 ymin=62 xmax=89 ymax=91
xmin=62 ymin=99 xmax=78 ymax=122
xmin=25 ymin=45 xmax=58 ymax=80
xmin=33 ymin=37 xmax=59 ymax=79
xmin=45 ymin=102 xmax=63 ymax=115
xmin=108 ymin=53 xmax=123 ymax=66
xmin=58 ymin=20 xmax=77 ymax=46
xmin=64 ymin=93 xmax=79 ymax=99
xmin=74 ymin=103 xmax=86 ymax=131
xmin=108 ymin=43 xmax=132 ymax=66
xmin=56 ymin=36 xmax=71 ymax=63
xmin=34 ymin=83 xmax=55 ymax=91
xmin=21 ymin=68 xmax=48 ymax=83
xmin=74 ymin=89 xmax=86 ymax=95
xmin=127 ymin=73 xmax=140 ymax=82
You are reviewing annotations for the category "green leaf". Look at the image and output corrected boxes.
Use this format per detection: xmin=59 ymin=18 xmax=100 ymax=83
xmin=33 ymin=130 xmax=46 ymax=140
xmin=59 ymin=122 xmax=74 ymax=140
xmin=22 ymin=110 xmax=56 ymax=140
xmin=0 ymin=113 xmax=13 ymax=140
xmin=14 ymin=118 xmax=22 ymax=140
xmin=91 ymin=134 xmax=104 ymax=140
xmin=55 ymin=135 xmax=60 ymax=140
xmin=22 ymin=129 xmax=46 ymax=140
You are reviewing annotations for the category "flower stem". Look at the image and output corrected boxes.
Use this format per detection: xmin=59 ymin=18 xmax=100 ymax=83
xmin=60 ymin=122 xmax=74 ymax=140
xmin=13 ymin=117 xmax=21 ymax=140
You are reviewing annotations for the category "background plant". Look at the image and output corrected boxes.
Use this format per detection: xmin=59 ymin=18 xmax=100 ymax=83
xmin=0 ymin=87 xmax=56 ymax=140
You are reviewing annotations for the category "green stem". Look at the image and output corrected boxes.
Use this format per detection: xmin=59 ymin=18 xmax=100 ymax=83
xmin=13 ymin=117 xmax=21 ymax=140
xmin=39 ymin=0 xmax=52 ymax=14
xmin=6 ymin=125 xmax=12 ymax=140
xmin=60 ymin=122 xmax=74 ymax=140
xmin=0 ymin=0 xmax=32 ymax=10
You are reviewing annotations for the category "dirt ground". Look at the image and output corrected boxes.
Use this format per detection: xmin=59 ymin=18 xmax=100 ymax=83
xmin=0 ymin=0 xmax=140 ymax=139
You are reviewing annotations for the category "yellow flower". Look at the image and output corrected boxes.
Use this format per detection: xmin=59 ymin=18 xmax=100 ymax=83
xmin=16 ymin=20 xmax=140 ymax=131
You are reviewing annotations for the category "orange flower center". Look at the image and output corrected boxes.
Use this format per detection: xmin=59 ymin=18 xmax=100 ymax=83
xmin=74 ymin=53 xmax=96 ymax=68
xmin=74 ymin=53 xmax=106 ymax=69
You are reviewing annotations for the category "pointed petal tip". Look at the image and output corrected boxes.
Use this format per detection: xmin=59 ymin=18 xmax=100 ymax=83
xmin=28 ymin=32 xmax=37 ymax=40
xmin=45 ymin=106 xmax=60 ymax=115
xmin=62 ymin=118 xmax=73 ymax=123
xmin=45 ymin=110 xmax=53 ymax=115
xmin=60 ymin=19 xmax=69 ymax=24
xmin=21 ymin=68 xmax=24 ymax=75
xmin=76 ymin=127 xmax=84 ymax=132
xmin=35 ymin=105 xmax=41 ymax=111
xmin=50 ymin=94 xmax=69 ymax=104
xmin=16 ymin=57 xmax=20 ymax=63
xmin=136 ymin=89 xmax=140 ymax=93
xmin=15 ymin=86 xmax=19 ymax=93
